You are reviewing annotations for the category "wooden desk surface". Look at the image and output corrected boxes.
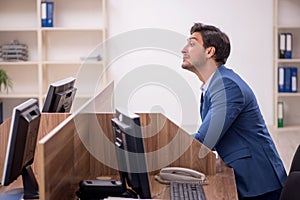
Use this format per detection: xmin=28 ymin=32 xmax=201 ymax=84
xmin=151 ymin=158 xmax=238 ymax=200
xmin=0 ymin=112 xmax=238 ymax=199
xmin=0 ymin=158 xmax=237 ymax=200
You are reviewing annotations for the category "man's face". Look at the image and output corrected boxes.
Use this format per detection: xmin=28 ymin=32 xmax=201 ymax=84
xmin=181 ymin=32 xmax=206 ymax=72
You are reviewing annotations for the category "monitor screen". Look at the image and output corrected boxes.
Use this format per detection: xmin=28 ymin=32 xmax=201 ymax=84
xmin=111 ymin=109 xmax=152 ymax=199
xmin=42 ymin=77 xmax=77 ymax=113
xmin=1 ymin=98 xmax=41 ymax=199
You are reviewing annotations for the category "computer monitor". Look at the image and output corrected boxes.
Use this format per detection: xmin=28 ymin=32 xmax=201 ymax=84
xmin=1 ymin=98 xmax=41 ymax=199
xmin=42 ymin=77 xmax=77 ymax=113
xmin=111 ymin=108 xmax=152 ymax=199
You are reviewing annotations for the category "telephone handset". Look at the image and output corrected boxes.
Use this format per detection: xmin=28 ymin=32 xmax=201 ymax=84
xmin=155 ymin=167 xmax=208 ymax=185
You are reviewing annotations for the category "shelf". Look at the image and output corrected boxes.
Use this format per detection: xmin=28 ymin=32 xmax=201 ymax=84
xmin=0 ymin=61 xmax=39 ymax=65
xmin=277 ymin=93 xmax=300 ymax=97
xmin=41 ymin=27 xmax=104 ymax=32
xmin=277 ymin=0 xmax=300 ymax=28
xmin=43 ymin=61 xmax=82 ymax=65
xmin=274 ymin=0 xmax=300 ymax=129
xmin=0 ymin=94 xmax=39 ymax=99
xmin=0 ymin=0 xmax=107 ymax=121
xmin=273 ymin=125 xmax=300 ymax=132
xmin=42 ymin=60 xmax=103 ymax=65
xmin=0 ymin=28 xmax=38 ymax=32
xmin=276 ymin=25 xmax=300 ymax=29
xmin=0 ymin=0 xmax=37 ymax=29
xmin=276 ymin=59 xmax=300 ymax=63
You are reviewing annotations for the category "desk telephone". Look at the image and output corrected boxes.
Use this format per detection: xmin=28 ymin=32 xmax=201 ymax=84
xmin=155 ymin=167 xmax=208 ymax=185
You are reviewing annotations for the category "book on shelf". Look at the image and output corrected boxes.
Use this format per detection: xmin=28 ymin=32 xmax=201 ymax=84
xmin=41 ymin=1 xmax=54 ymax=27
xmin=278 ymin=66 xmax=298 ymax=93
xmin=277 ymin=101 xmax=284 ymax=128
xmin=278 ymin=33 xmax=293 ymax=59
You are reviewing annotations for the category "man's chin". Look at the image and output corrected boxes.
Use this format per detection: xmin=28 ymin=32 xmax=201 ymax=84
xmin=181 ymin=63 xmax=192 ymax=70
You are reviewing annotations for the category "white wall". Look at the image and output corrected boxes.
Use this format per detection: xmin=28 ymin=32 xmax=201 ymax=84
xmin=106 ymin=0 xmax=274 ymax=131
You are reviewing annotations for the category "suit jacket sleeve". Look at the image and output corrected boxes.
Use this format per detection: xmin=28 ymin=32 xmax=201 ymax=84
xmin=195 ymin=76 xmax=245 ymax=149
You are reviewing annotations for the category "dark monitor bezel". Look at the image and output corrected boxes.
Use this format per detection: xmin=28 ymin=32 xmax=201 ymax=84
xmin=111 ymin=109 xmax=152 ymax=199
xmin=1 ymin=98 xmax=41 ymax=199
xmin=42 ymin=77 xmax=77 ymax=113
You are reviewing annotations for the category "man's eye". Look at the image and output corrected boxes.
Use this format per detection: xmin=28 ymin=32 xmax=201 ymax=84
xmin=189 ymin=42 xmax=195 ymax=47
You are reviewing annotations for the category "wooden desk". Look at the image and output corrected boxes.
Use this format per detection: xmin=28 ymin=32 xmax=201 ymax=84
xmin=0 ymin=113 xmax=238 ymax=200
xmin=0 ymin=159 xmax=237 ymax=200
xmin=151 ymin=158 xmax=237 ymax=200
xmin=0 ymin=83 xmax=238 ymax=199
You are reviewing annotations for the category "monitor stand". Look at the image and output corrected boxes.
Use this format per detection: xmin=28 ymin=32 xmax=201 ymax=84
xmin=22 ymin=165 xmax=39 ymax=199
xmin=0 ymin=165 xmax=39 ymax=200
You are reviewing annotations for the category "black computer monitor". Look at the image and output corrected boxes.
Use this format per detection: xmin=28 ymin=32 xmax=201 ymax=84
xmin=111 ymin=108 xmax=152 ymax=199
xmin=42 ymin=77 xmax=77 ymax=113
xmin=1 ymin=98 xmax=41 ymax=199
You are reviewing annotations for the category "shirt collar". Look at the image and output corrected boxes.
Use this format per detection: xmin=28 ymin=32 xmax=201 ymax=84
xmin=200 ymin=71 xmax=216 ymax=94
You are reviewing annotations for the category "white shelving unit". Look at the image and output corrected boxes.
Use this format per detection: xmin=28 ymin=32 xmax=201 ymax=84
xmin=0 ymin=0 xmax=107 ymax=120
xmin=274 ymin=0 xmax=300 ymax=130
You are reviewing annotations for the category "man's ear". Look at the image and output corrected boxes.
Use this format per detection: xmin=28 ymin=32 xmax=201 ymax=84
xmin=206 ymin=46 xmax=216 ymax=58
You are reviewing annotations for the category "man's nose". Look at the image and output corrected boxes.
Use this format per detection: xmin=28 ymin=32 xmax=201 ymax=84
xmin=181 ymin=45 xmax=188 ymax=54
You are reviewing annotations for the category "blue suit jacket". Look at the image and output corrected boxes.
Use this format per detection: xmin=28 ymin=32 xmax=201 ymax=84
xmin=195 ymin=65 xmax=287 ymax=198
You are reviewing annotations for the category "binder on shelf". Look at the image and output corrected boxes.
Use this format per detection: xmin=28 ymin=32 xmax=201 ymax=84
xmin=291 ymin=67 xmax=298 ymax=93
xmin=278 ymin=66 xmax=298 ymax=93
xmin=278 ymin=33 xmax=293 ymax=59
xmin=285 ymin=33 xmax=293 ymax=59
xmin=278 ymin=67 xmax=285 ymax=92
xmin=41 ymin=1 xmax=54 ymax=27
xmin=277 ymin=101 xmax=284 ymax=128
xmin=279 ymin=33 xmax=286 ymax=59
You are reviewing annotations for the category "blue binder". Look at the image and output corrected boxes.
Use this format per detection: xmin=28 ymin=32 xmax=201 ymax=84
xmin=41 ymin=2 xmax=54 ymax=27
xmin=279 ymin=33 xmax=286 ymax=59
xmin=278 ymin=67 xmax=298 ymax=93
xmin=285 ymin=33 xmax=293 ymax=59
xmin=291 ymin=67 xmax=298 ymax=92
xmin=278 ymin=33 xmax=293 ymax=59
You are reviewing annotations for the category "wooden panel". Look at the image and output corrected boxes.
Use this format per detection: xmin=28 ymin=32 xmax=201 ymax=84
xmin=34 ymin=114 xmax=70 ymax=180
xmin=38 ymin=82 xmax=116 ymax=200
xmin=73 ymin=113 xmax=92 ymax=180
xmin=0 ymin=119 xmax=11 ymax=182
xmin=39 ymin=118 xmax=79 ymax=200
xmin=90 ymin=113 xmax=118 ymax=177
xmin=87 ymin=113 xmax=215 ymax=177
xmin=140 ymin=113 xmax=216 ymax=175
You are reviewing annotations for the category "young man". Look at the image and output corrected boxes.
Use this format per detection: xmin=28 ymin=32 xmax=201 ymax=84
xmin=181 ymin=23 xmax=287 ymax=200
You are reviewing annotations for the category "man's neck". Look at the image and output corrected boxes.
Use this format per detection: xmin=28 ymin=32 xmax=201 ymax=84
xmin=196 ymin=61 xmax=218 ymax=83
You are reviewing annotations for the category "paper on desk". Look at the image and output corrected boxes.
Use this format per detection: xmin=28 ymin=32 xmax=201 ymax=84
xmin=105 ymin=197 xmax=159 ymax=200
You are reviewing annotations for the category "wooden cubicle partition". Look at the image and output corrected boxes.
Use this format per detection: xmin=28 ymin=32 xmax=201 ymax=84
xmin=38 ymin=82 xmax=116 ymax=200
xmin=39 ymin=115 xmax=83 ymax=199
xmin=0 ymin=118 xmax=11 ymax=181
xmin=139 ymin=113 xmax=216 ymax=175
xmin=36 ymin=80 xmax=216 ymax=199
xmin=38 ymin=112 xmax=216 ymax=200
xmin=90 ymin=112 xmax=216 ymax=176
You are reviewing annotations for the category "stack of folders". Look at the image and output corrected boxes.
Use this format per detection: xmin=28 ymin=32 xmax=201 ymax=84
xmin=0 ymin=40 xmax=28 ymax=62
xmin=279 ymin=33 xmax=293 ymax=59
xmin=278 ymin=66 xmax=298 ymax=93
xmin=41 ymin=1 xmax=54 ymax=27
